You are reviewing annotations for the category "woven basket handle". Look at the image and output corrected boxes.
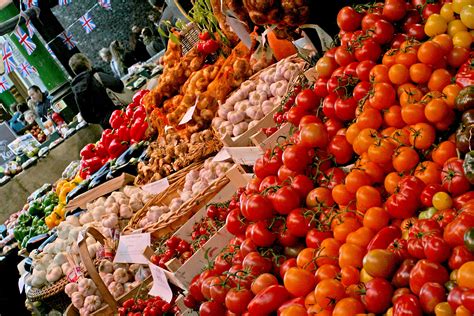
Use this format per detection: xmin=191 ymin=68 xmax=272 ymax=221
xmin=78 ymin=227 xmax=117 ymax=311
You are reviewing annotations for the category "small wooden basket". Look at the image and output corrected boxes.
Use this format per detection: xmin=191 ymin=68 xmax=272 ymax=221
xmin=65 ymin=227 xmax=152 ymax=316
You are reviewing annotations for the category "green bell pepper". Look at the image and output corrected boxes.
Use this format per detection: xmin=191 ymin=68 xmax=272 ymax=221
xmin=28 ymin=200 xmax=43 ymax=216
xmin=44 ymin=204 xmax=54 ymax=216
xmin=464 ymin=227 xmax=474 ymax=253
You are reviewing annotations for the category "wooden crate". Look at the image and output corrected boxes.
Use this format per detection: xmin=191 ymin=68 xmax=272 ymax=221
xmin=250 ymin=122 xmax=292 ymax=151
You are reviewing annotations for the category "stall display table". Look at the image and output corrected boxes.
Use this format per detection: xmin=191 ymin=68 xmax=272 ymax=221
xmin=0 ymin=125 xmax=102 ymax=223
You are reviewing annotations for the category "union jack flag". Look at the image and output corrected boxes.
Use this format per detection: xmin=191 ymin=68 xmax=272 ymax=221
xmin=0 ymin=77 xmax=11 ymax=93
xmin=23 ymin=0 xmax=38 ymax=9
xmin=98 ymin=0 xmax=111 ymax=10
xmin=14 ymin=26 xmax=36 ymax=55
xmin=46 ymin=44 xmax=58 ymax=60
xmin=20 ymin=11 xmax=37 ymax=38
xmin=2 ymin=42 xmax=16 ymax=74
xmin=17 ymin=62 xmax=37 ymax=77
xmin=58 ymin=0 xmax=71 ymax=5
xmin=59 ymin=31 xmax=77 ymax=50
xmin=79 ymin=13 xmax=96 ymax=34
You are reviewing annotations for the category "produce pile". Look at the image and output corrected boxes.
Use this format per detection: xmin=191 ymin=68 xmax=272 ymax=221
xmin=179 ymin=1 xmax=474 ymax=316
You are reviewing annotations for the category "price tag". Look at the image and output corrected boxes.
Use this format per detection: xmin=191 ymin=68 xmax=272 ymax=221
xmin=148 ymin=262 xmax=173 ymax=302
xmin=142 ymin=177 xmax=170 ymax=195
xmin=77 ymin=230 xmax=85 ymax=244
xmin=18 ymin=273 xmax=27 ymax=293
xmin=178 ymin=105 xmax=196 ymax=125
xmin=224 ymin=147 xmax=263 ymax=166
xmin=113 ymin=233 xmax=151 ymax=264
xmin=67 ymin=266 xmax=82 ymax=283
xmin=212 ymin=148 xmax=231 ymax=162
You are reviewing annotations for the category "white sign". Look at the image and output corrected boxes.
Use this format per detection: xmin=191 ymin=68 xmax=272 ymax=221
xmin=148 ymin=262 xmax=173 ymax=302
xmin=224 ymin=147 xmax=263 ymax=166
xmin=226 ymin=15 xmax=252 ymax=48
xmin=178 ymin=105 xmax=196 ymax=125
xmin=212 ymin=148 xmax=231 ymax=162
xmin=142 ymin=177 xmax=169 ymax=195
xmin=18 ymin=273 xmax=27 ymax=293
xmin=113 ymin=233 xmax=151 ymax=264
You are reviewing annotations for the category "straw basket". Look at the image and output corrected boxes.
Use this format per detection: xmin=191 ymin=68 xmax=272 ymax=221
xmin=27 ymin=275 xmax=76 ymax=312
xmin=65 ymin=227 xmax=152 ymax=316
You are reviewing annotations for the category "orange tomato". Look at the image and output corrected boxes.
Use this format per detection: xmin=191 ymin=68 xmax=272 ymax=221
xmin=390 ymin=128 xmax=411 ymax=146
xmin=346 ymin=123 xmax=361 ymax=145
xmin=332 ymin=184 xmax=355 ymax=206
xmin=368 ymin=138 xmax=396 ymax=164
xmin=395 ymin=50 xmax=418 ymax=67
xmin=314 ymin=279 xmax=346 ymax=310
xmin=346 ymin=169 xmax=372 ymax=194
xmin=401 ymin=103 xmax=426 ymax=125
xmin=364 ymin=206 xmax=390 ymax=232
xmin=340 ymin=265 xmax=360 ymax=287
xmin=384 ymin=105 xmax=405 ymax=128
xmin=457 ymin=261 xmax=474 ymax=289
xmin=432 ymin=140 xmax=457 ymax=166
xmin=414 ymin=161 xmax=442 ymax=185
xmin=432 ymin=33 xmax=454 ymax=54
xmin=316 ymin=238 xmax=342 ymax=267
xmin=284 ymin=267 xmax=316 ymax=297
xmin=389 ymin=63 xmax=410 ymax=85
xmin=297 ymin=248 xmax=318 ymax=272
xmin=409 ymin=122 xmax=436 ymax=150
xmin=359 ymin=161 xmax=385 ymax=184
xmin=339 ymin=242 xmax=365 ymax=269
xmin=393 ymin=146 xmax=420 ymax=173
xmin=399 ymin=87 xmax=423 ymax=106
xmin=353 ymin=128 xmax=379 ymax=155
xmin=251 ymin=273 xmax=279 ymax=295
xmin=409 ymin=63 xmax=432 ymax=84
xmin=280 ymin=305 xmax=308 ymax=316
xmin=315 ymin=264 xmax=340 ymax=282
xmin=346 ymin=226 xmax=375 ymax=248
xmin=417 ymin=41 xmax=445 ymax=65
xmin=442 ymin=84 xmax=462 ymax=108
xmin=333 ymin=297 xmax=365 ymax=316
xmin=384 ymin=172 xmax=402 ymax=195
xmin=357 ymin=107 xmax=383 ymax=130
xmin=382 ymin=49 xmax=398 ymax=67
xmin=333 ymin=217 xmax=362 ymax=243
xmin=425 ymin=98 xmax=449 ymax=123
xmin=428 ymin=68 xmax=452 ymax=91
xmin=369 ymin=64 xmax=390 ymax=83
xmin=447 ymin=46 xmax=470 ymax=68
xmin=356 ymin=185 xmax=382 ymax=212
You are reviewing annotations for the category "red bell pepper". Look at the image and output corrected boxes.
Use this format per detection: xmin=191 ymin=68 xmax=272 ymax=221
xmin=109 ymin=110 xmax=126 ymax=129
xmin=80 ymin=143 xmax=96 ymax=159
xmin=455 ymin=57 xmax=474 ymax=88
xmin=132 ymin=105 xmax=147 ymax=121
xmin=82 ymin=156 xmax=103 ymax=174
xmin=108 ymin=139 xmax=128 ymax=158
xmin=125 ymin=103 xmax=137 ymax=119
xmin=132 ymin=89 xmax=149 ymax=107
xmin=116 ymin=125 xmax=130 ymax=142
xmin=100 ymin=129 xmax=115 ymax=148
xmin=94 ymin=141 xmax=109 ymax=158
xmin=130 ymin=118 xmax=148 ymax=143
xmin=367 ymin=225 xmax=402 ymax=251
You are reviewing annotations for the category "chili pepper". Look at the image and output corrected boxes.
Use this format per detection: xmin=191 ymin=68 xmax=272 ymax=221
xmin=367 ymin=225 xmax=402 ymax=251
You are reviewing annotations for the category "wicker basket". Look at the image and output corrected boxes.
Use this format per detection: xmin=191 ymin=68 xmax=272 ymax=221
xmin=216 ymin=54 xmax=305 ymax=147
xmin=26 ymin=276 xmax=74 ymax=312
xmin=65 ymin=227 xmax=152 ymax=316
xmin=123 ymin=165 xmax=231 ymax=239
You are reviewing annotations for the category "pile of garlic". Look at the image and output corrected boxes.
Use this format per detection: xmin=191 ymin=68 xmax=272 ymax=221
xmin=212 ymin=59 xmax=305 ymax=137
xmin=25 ymin=218 xmax=99 ymax=289
xmin=138 ymin=159 xmax=233 ymax=228
xmin=65 ymin=260 xmax=151 ymax=314
xmin=79 ymin=186 xmax=154 ymax=229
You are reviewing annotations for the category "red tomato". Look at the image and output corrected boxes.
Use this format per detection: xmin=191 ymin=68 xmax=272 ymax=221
xmin=328 ymin=135 xmax=353 ymax=164
xmin=296 ymin=89 xmax=320 ymax=112
xmin=383 ymin=0 xmax=408 ymax=21
xmin=269 ymin=186 xmax=301 ymax=215
xmin=393 ymin=294 xmax=423 ymax=316
xmin=199 ymin=301 xmax=226 ymax=316
xmin=247 ymin=285 xmax=291 ymax=315
xmin=442 ymin=158 xmax=471 ymax=197
xmin=249 ymin=221 xmax=276 ymax=247
xmin=409 ymin=259 xmax=449 ymax=295
xmin=372 ymin=19 xmax=395 ymax=44
xmin=419 ymin=282 xmax=447 ymax=314
xmin=299 ymin=123 xmax=329 ymax=148
xmin=362 ymin=278 xmax=393 ymax=313
xmin=225 ymin=288 xmax=254 ymax=314
xmin=335 ymin=97 xmax=358 ymax=121
xmin=283 ymin=145 xmax=311 ymax=173
xmin=337 ymin=6 xmax=362 ymax=31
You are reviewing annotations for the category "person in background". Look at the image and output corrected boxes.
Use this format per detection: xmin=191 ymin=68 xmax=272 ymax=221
xmin=141 ymin=27 xmax=164 ymax=57
xmin=148 ymin=0 xmax=187 ymax=48
xmin=9 ymin=103 xmax=28 ymax=133
xmin=99 ymin=48 xmax=116 ymax=76
xmin=130 ymin=25 xmax=150 ymax=62
xmin=24 ymin=110 xmax=37 ymax=125
xmin=28 ymin=85 xmax=52 ymax=122
xmin=69 ymin=53 xmax=124 ymax=129
xmin=109 ymin=40 xmax=137 ymax=78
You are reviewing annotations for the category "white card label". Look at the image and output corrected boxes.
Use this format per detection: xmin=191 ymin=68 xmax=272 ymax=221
xmin=212 ymin=148 xmax=232 ymax=162
xmin=178 ymin=105 xmax=196 ymax=125
xmin=142 ymin=177 xmax=170 ymax=195
xmin=113 ymin=233 xmax=151 ymax=264
xmin=18 ymin=273 xmax=27 ymax=293
xmin=148 ymin=262 xmax=173 ymax=302
xmin=225 ymin=147 xmax=263 ymax=166
xmin=226 ymin=16 xmax=252 ymax=48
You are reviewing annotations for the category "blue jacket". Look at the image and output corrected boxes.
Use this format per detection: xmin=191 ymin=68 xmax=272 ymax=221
xmin=9 ymin=111 xmax=25 ymax=133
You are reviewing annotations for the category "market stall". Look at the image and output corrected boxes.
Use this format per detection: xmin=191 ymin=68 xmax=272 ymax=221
xmin=0 ymin=124 xmax=102 ymax=223
xmin=2 ymin=0 xmax=474 ymax=315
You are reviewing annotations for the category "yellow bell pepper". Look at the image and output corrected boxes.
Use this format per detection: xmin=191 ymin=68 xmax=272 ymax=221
xmin=54 ymin=204 xmax=66 ymax=218
xmin=73 ymin=174 xmax=83 ymax=185
xmin=45 ymin=215 xmax=55 ymax=229
xmin=55 ymin=179 xmax=67 ymax=195
xmin=59 ymin=184 xmax=74 ymax=204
